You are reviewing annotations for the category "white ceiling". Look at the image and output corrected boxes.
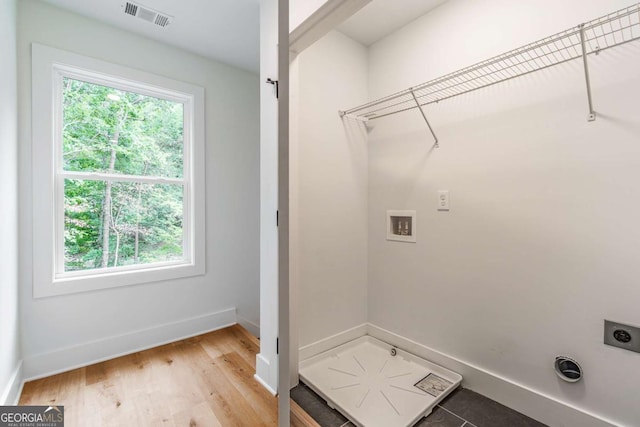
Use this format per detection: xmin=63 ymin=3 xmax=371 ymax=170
xmin=337 ymin=0 xmax=448 ymax=46
xmin=41 ymin=0 xmax=261 ymax=72
xmin=40 ymin=0 xmax=448 ymax=73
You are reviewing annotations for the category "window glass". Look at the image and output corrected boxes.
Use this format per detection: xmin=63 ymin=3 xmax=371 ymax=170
xmin=60 ymin=77 xmax=187 ymax=275
xmin=62 ymin=78 xmax=184 ymax=178
xmin=64 ymin=180 xmax=184 ymax=272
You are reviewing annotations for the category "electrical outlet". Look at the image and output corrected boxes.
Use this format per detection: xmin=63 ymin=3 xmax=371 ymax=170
xmin=438 ymin=190 xmax=450 ymax=211
xmin=604 ymin=320 xmax=640 ymax=353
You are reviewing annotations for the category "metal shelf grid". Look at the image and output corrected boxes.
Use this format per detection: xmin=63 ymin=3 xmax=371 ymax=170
xmin=340 ymin=4 xmax=640 ymax=122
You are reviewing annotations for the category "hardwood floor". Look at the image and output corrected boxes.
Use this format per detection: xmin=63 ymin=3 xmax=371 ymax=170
xmin=20 ymin=325 xmax=316 ymax=427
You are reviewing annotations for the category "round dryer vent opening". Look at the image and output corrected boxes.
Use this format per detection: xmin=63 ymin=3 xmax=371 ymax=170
xmin=554 ymin=356 xmax=583 ymax=383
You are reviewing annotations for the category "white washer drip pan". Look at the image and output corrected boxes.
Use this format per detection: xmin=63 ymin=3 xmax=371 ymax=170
xmin=299 ymin=336 xmax=462 ymax=427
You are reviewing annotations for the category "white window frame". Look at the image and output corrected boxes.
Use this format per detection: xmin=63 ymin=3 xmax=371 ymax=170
xmin=32 ymin=43 xmax=206 ymax=298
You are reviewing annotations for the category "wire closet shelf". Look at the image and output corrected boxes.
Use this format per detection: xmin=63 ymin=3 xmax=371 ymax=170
xmin=339 ymin=4 xmax=640 ymax=127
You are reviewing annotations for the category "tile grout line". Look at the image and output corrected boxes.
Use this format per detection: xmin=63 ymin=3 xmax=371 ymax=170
xmin=437 ymin=404 xmax=472 ymax=425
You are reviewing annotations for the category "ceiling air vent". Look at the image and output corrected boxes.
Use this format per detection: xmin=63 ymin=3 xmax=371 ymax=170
xmin=122 ymin=2 xmax=172 ymax=28
xmin=124 ymin=2 xmax=138 ymax=16
xmin=154 ymin=14 xmax=170 ymax=28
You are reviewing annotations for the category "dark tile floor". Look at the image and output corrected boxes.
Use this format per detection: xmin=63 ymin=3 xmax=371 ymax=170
xmin=291 ymin=383 xmax=547 ymax=427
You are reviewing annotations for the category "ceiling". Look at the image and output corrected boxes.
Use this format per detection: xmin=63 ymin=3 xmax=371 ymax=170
xmin=41 ymin=0 xmax=261 ymax=72
xmin=337 ymin=0 xmax=448 ymax=46
xmin=40 ymin=0 xmax=448 ymax=72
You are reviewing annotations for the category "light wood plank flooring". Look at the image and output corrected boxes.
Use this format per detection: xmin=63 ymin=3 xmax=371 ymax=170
xmin=20 ymin=325 xmax=316 ymax=427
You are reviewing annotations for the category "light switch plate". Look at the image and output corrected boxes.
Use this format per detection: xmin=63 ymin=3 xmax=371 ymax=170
xmin=604 ymin=320 xmax=640 ymax=353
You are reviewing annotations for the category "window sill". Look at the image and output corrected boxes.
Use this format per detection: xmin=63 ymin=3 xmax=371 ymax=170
xmin=34 ymin=262 xmax=205 ymax=298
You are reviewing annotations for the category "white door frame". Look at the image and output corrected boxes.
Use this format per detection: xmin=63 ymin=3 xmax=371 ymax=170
xmin=257 ymin=0 xmax=290 ymax=424
xmin=277 ymin=0 xmax=291 ymax=425
xmin=259 ymin=1 xmax=370 ymax=425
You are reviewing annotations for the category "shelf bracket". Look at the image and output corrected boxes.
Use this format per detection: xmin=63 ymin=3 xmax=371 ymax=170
xmin=579 ymin=24 xmax=597 ymax=122
xmin=410 ymin=90 xmax=439 ymax=148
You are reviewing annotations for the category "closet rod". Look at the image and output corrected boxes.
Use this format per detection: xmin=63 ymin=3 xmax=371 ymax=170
xmin=339 ymin=3 xmax=640 ymax=124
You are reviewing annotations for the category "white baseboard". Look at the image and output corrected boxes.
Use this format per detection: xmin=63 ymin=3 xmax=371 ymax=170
xmin=366 ymin=324 xmax=618 ymax=427
xmin=0 ymin=361 xmax=23 ymax=405
xmin=22 ymin=307 xmax=237 ymax=381
xmin=237 ymin=316 xmax=260 ymax=338
xmin=298 ymin=323 xmax=368 ymax=362
xmin=255 ymin=353 xmax=276 ymax=395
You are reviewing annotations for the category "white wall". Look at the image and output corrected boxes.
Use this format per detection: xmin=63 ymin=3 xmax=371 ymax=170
xmin=294 ymin=30 xmax=369 ymax=348
xmin=0 ymin=0 xmax=21 ymax=405
xmin=366 ymin=0 xmax=640 ymax=425
xmin=17 ymin=0 xmax=260 ymax=378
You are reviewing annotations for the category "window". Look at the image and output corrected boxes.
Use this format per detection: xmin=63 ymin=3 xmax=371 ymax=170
xmin=32 ymin=44 xmax=205 ymax=297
